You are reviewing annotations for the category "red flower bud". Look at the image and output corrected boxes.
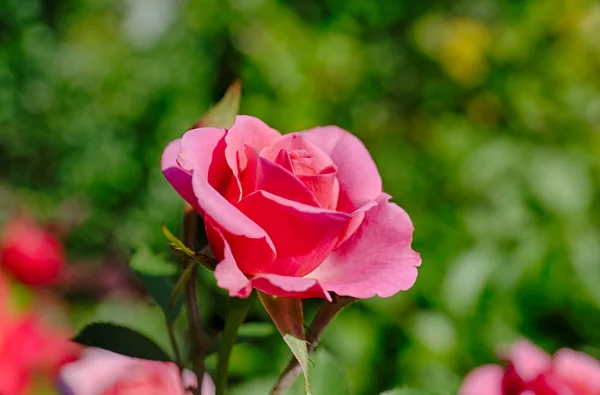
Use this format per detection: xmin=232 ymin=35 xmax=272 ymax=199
xmin=0 ymin=216 xmax=65 ymax=286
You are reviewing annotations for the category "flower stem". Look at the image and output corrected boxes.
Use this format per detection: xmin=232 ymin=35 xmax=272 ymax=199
xmin=216 ymin=292 xmax=257 ymax=395
xmin=167 ymin=322 xmax=183 ymax=370
xmin=270 ymin=295 xmax=355 ymax=395
xmin=183 ymin=203 xmax=205 ymax=394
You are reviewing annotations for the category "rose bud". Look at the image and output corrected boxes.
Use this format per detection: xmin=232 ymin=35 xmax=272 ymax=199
xmin=1 ymin=215 xmax=65 ymax=286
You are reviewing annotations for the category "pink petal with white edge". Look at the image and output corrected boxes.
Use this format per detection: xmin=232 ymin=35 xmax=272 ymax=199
xmin=458 ymin=365 xmax=505 ymax=395
xmin=236 ymin=190 xmax=351 ymax=277
xmin=252 ymin=273 xmax=331 ymax=300
xmin=161 ymin=139 xmax=198 ymax=212
xmin=300 ymin=126 xmax=382 ymax=212
xmin=552 ymin=348 xmax=600 ymax=394
xmin=225 ymin=115 xmax=281 ymax=183
xmin=212 ymin=226 xmax=253 ymax=298
xmin=308 ymin=193 xmax=420 ymax=299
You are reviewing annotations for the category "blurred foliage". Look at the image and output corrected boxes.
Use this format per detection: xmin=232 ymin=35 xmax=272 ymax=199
xmin=2 ymin=0 xmax=600 ymax=393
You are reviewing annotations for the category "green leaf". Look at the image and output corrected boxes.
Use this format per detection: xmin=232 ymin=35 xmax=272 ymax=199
xmin=282 ymin=334 xmax=312 ymax=395
xmin=133 ymin=270 xmax=183 ymax=324
xmin=73 ymin=323 xmax=172 ymax=362
xmin=288 ymin=349 xmax=350 ymax=395
xmin=216 ymin=292 xmax=258 ymax=395
xmin=161 ymin=223 xmax=195 ymax=257
xmin=129 ymin=247 xmax=183 ymax=323
xmin=73 ymin=298 xmax=179 ymax=361
xmin=129 ymin=246 xmax=177 ymax=276
xmin=193 ymin=80 xmax=241 ymax=129
xmin=379 ymin=389 xmax=449 ymax=395
xmin=258 ymin=292 xmax=312 ymax=395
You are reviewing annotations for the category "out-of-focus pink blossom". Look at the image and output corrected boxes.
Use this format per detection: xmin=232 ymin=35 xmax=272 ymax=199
xmin=460 ymin=339 xmax=600 ymax=395
xmin=1 ymin=215 xmax=65 ymax=286
xmin=0 ymin=310 xmax=79 ymax=395
xmin=0 ymin=271 xmax=7 ymax=313
xmin=59 ymin=348 xmax=215 ymax=395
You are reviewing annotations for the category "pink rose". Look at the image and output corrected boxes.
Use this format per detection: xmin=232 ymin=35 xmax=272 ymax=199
xmin=59 ymin=348 xmax=215 ymax=395
xmin=459 ymin=339 xmax=600 ymax=395
xmin=1 ymin=215 xmax=65 ymax=286
xmin=162 ymin=115 xmax=421 ymax=299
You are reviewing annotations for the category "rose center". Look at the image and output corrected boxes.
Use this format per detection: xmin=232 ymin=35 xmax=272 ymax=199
xmin=286 ymin=149 xmax=320 ymax=176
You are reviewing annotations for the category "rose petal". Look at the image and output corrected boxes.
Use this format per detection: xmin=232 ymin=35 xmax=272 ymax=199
xmin=190 ymin=165 xmax=271 ymax=241
xmin=176 ymin=128 xmax=226 ymax=178
xmin=212 ymin=227 xmax=253 ymax=298
xmin=308 ymin=193 xmax=420 ymax=298
xmin=211 ymin=226 xmax=330 ymax=299
xmin=528 ymin=371 xmax=575 ymax=395
xmin=260 ymin=133 xmax=334 ymax=174
xmin=251 ymin=273 xmax=330 ymax=300
xmin=236 ymin=191 xmax=351 ymax=277
xmin=552 ymin=348 xmax=600 ymax=395
xmin=59 ymin=349 xmax=137 ymax=395
xmin=502 ymin=339 xmax=552 ymax=384
xmin=175 ymin=126 xmax=239 ymax=196
xmin=171 ymin=125 xmax=278 ymax=275
xmin=459 ymin=365 xmax=505 ymax=395
xmin=103 ymin=363 xmax=184 ymax=395
xmin=242 ymin=146 xmax=319 ymax=207
xmin=161 ymin=139 xmax=198 ymax=211
xmin=299 ymin=126 xmax=382 ymax=212
xmin=273 ymin=149 xmax=294 ymax=173
xmin=297 ymin=165 xmax=340 ymax=209
xmin=225 ymin=115 xmax=281 ymax=185
xmin=59 ymin=348 xmax=215 ymax=395
xmin=334 ymin=200 xmax=377 ymax=248
xmin=207 ymin=217 xmax=277 ymax=282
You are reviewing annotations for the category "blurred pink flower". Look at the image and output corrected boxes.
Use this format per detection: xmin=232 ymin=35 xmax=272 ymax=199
xmin=162 ymin=115 xmax=421 ymax=300
xmin=459 ymin=339 xmax=600 ymax=395
xmin=0 ymin=271 xmax=7 ymax=313
xmin=0 ymin=311 xmax=79 ymax=395
xmin=1 ymin=215 xmax=65 ymax=286
xmin=59 ymin=348 xmax=215 ymax=395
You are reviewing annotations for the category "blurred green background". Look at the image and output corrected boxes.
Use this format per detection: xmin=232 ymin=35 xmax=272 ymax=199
xmin=2 ymin=0 xmax=600 ymax=393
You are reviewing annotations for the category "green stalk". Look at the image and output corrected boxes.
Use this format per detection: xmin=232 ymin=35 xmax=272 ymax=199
xmin=216 ymin=292 xmax=257 ymax=395
xmin=182 ymin=204 xmax=205 ymax=394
